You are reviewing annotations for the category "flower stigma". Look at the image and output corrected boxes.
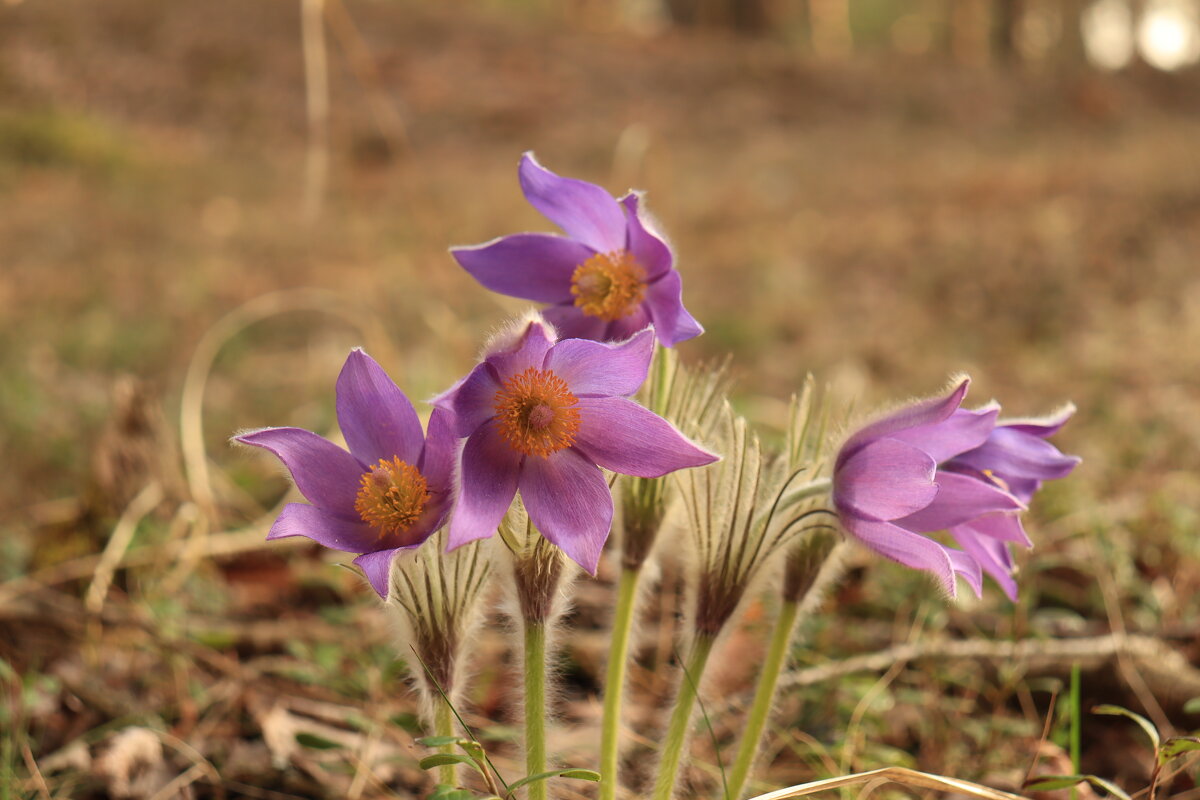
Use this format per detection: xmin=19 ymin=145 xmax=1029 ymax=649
xmin=570 ymin=251 xmax=647 ymax=321
xmin=493 ymin=366 xmax=581 ymax=457
xmin=355 ymin=457 xmax=430 ymax=539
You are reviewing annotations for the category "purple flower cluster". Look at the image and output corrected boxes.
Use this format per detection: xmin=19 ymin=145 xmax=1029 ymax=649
xmin=832 ymin=379 xmax=1079 ymax=599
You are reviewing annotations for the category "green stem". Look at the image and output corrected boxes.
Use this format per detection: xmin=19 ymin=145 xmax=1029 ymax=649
xmin=726 ymin=599 xmax=801 ymax=799
xmin=524 ymin=619 xmax=548 ymax=800
xmin=600 ymin=567 xmax=642 ymax=800
xmin=434 ymin=695 xmax=456 ymax=787
xmin=651 ymin=634 xmax=717 ymax=800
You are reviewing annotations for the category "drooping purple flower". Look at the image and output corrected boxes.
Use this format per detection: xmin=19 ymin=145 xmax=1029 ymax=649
xmin=434 ymin=316 xmax=717 ymax=573
xmin=450 ymin=153 xmax=703 ymax=348
xmin=832 ymin=378 xmax=1077 ymax=599
xmin=940 ymin=407 xmax=1080 ymax=599
xmin=234 ymin=349 xmax=457 ymax=598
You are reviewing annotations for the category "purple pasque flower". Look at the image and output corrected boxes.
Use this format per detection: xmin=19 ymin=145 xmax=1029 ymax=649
xmin=434 ymin=316 xmax=717 ymax=573
xmin=939 ymin=406 xmax=1080 ymax=599
xmin=450 ymin=153 xmax=703 ymax=347
xmin=833 ymin=378 xmax=1031 ymax=598
xmin=234 ymin=349 xmax=456 ymax=599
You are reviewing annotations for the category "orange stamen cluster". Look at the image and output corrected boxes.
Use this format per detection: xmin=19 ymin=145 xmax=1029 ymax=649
xmin=355 ymin=456 xmax=430 ymax=539
xmin=493 ymin=367 xmax=581 ymax=457
xmin=570 ymin=250 xmax=647 ymax=321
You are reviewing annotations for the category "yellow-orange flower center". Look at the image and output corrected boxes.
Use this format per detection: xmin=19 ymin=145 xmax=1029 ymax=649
xmin=570 ymin=250 xmax=647 ymax=321
xmin=493 ymin=367 xmax=581 ymax=457
xmin=354 ymin=457 xmax=430 ymax=538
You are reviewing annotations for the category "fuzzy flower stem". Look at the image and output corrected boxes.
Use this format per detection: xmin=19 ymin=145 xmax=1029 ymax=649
xmin=777 ymin=477 xmax=831 ymax=514
xmin=599 ymin=566 xmax=642 ymax=800
xmin=725 ymin=598 xmax=800 ymax=799
xmin=434 ymin=696 xmax=456 ymax=787
xmin=651 ymin=633 xmax=716 ymax=800
xmin=524 ymin=619 xmax=549 ymax=800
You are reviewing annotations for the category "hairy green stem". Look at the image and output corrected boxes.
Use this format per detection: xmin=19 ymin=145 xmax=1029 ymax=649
xmin=524 ymin=619 xmax=548 ymax=800
xmin=651 ymin=634 xmax=716 ymax=800
xmin=726 ymin=598 xmax=801 ymax=799
xmin=434 ymin=695 xmax=456 ymax=787
xmin=600 ymin=566 xmax=642 ymax=800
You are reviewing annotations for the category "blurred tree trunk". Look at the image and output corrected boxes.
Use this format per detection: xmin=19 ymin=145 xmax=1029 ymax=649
xmin=991 ymin=0 xmax=1022 ymax=63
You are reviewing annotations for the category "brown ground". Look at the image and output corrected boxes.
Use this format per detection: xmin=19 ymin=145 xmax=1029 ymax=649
xmin=2 ymin=0 xmax=1199 ymax=798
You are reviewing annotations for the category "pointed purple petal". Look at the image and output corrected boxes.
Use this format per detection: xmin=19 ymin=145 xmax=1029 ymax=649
xmin=619 ymin=193 xmax=672 ymax=280
xmin=887 ymin=405 xmax=999 ymax=464
xmin=951 ymin=526 xmax=1019 ymax=601
xmin=543 ymin=328 xmax=654 ymax=398
xmin=235 ymin=427 xmax=363 ymax=513
xmin=488 ymin=318 xmax=556 ymax=380
xmin=336 ymin=349 xmax=424 ymax=467
xmin=642 ymin=270 xmax=703 ymax=348
xmin=433 ymin=363 xmax=502 ymax=438
xmin=540 ymin=303 xmax=608 ymax=342
xmin=899 ymin=471 xmax=1023 ymax=532
xmin=518 ymin=153 xmax=626 ymax=252
xmin=946 ymin=548 xmax=984 ymax=598
xmin=950 ymin=427 xmax=1081 ymax=481
xmin=520 ymin=448 xmax=613 ymax=574
xmin=447 ymin=423 xmax=521 ymax=550
xmin=418 ymin=407 xmax=459 ymax=492
xmin=354 ymin=547 xmax=416 ymax=599
xmin=833 ymin=438 xmax=939 ymax=521
xmin=838 ymin=379 xmax=970 ymax=466
xmin=573 ymin=396 xmax=719 ymax=478
xmin=603 ymin=308 xmax=653 ymax=343
xmin=842 ymin=517 xmax=958 ymax=597
xmin=1003 ymin=403 xmax=1076 ymax=437
xmin=954 ymin=510 xmax=1032 ymax=546
xmin=266 ymin=502 xmax=377 ymax=552
xmin=451 ymin=233 xmax=592 ymax=304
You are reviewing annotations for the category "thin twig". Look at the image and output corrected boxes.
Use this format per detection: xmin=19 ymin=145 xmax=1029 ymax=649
xmin=85 ymin=482 xmax=163 ymax=614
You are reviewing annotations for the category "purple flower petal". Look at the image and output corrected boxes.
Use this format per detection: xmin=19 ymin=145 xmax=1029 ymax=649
xmin=1004 ymin=404 xmax=1076 ymax=438
xmin=488 ymin=318 xmax=556 ymax=381
xmin=451 ymin=233 xmax=592 ymax=304
xmin=573 ymin=396 xmax=719 ymax=478
xmin=946 ymin=548 xmax=984 ymax=598
xmin=266 ymin=502 xmax=378 ymax=552
xmin=518 ymin=153 xmax=626 ymax=253
xmin=235 ymin=427 xmax=363 ymax=513
xmin=434 ymin=363 xmax=502 ymax=438
xmin=336 ymin=349 xmax=424 ymax=467
xmin=955 ymin=510 xmax=1032 ymax=546
xmin=838 ymin=379 xmax=970 ymax=467
xmin=951 ymin=526 xmax=1018 ymax=600
xmin=843 ymin=517 xmax=958 ymax=597
xmin=543 ymin=328 xmax=654 ymax=398
xmin=447 ymin=423 xmax=521 ymax=550
xmin=540 ymin=303 xmax=608 ymax=342
xmin=603 ymin=307 xmax=653 ymax=343
xmin=833 ymin=438 xmax=939 ymax=521
xmin=520 ymin=448 xmax=613 ymax=574
xmin=354 ymin=547 xmax=414 ymax=599
xmin=619 ymin=193 xmax=672 ymax=281
xmin=899 ymin=471 xmax=1023 ymax=532
xmin=642 ymin=270 xmax=703 ymax=348
xmin=418 ymin=407 xmax=459 ymax=492
xmin=950 ymin=426 xmax=1081 ymax=481
xmin=887 ymin=406 xmax=998 ymax=464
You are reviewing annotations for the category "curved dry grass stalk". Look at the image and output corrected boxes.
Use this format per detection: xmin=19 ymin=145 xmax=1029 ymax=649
xmin=745 ymin=766 xmax=1030 ymax=800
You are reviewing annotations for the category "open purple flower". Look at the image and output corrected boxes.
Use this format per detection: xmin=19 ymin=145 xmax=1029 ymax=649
xmin=434 ymin=317 xmax=717 ymax=573
xmin=940 ymin=407 xmax=1080 ymax=599
xmin=832 ymin=378 xmax=1076 ymax=599
xmin=234 ymin=349 xmax=456 ymax=598
xmin=450 ymin=153 xmax=703 ymax=347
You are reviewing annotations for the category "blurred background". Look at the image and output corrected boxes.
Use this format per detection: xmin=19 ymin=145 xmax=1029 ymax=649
xmin=2 ymin=0 xmax=1199 ymax=797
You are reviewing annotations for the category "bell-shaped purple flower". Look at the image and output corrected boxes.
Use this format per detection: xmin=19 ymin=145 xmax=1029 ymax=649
xmin=450 ymin=153 xmax=703 ymax=347
xmin=940 ymin=407 xmax=1080 ymax=599
xmin=434 ymin=317 xmax=717 ymax=573
xmin=234 ymin=349 xmax=457 ymax=598
xmin=832 ymin=378 xmax=1077 ymax=599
